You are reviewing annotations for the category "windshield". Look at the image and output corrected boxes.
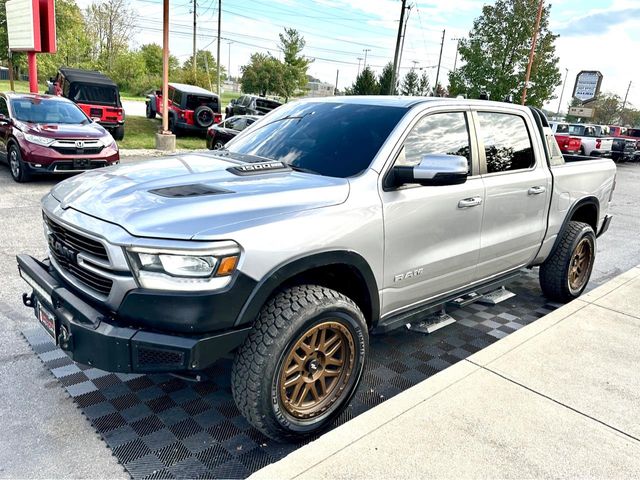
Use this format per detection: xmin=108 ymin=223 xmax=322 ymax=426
xmin=11 ymin=98 xmax=89 ymax=124
xmin=225 ymin=101 xmax=407 ymax=178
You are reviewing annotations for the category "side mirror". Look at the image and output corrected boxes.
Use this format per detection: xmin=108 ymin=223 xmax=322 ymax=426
xmin=391 ymin=154 xmax=468 ymax=187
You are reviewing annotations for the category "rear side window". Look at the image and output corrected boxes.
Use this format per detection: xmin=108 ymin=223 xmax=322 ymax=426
xmin=170 ymin=88 xmax=182 ymax=106
xmin=0 ymin=98 xmax=9 ymax=117
xmin=395 ymin=111 xmax=471 ymax=173
xmin=477 ymin=112 xmax=535 ymax=173
xmin=186 ymin=95 xmax=219 ymax=111
xmin=555 ymin=123 xmax=569 ymax=134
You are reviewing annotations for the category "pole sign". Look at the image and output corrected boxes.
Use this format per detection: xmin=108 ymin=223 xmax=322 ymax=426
xmin=568 ymin=106 xmax=594 ymax=118
xmin=572 ymin=70 xmax=603 ymax=103
xmin=5 ymin=0 xmax=56 ymax=52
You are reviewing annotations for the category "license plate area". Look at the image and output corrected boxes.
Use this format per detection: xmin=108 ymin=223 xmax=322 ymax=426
xmin=73 ymin=159 xmax=91 ymax=169
xmin=37 ymin=300 xmax=57 ymax=342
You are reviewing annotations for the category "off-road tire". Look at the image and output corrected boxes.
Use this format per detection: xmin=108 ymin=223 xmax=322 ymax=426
xmin=112 ymin=125 xmax=125 ymax=141
xmin=8 ymin=144 xmax=31 ymax=183
xmin=539 ymin=221 xmax=596 ymax=302
xmin=146 ymin=102 xmax=156 ymax=119
xmin=194 ymin=105 xmax=216 ymax=128
xmin=231 ymin=285 xmax=368 ymax=442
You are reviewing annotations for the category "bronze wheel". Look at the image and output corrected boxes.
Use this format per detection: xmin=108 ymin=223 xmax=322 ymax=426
xmin=568 ymin=238 xmax=593 ymax=292
xmin=278 ymin=321 xmax=356 ymax=420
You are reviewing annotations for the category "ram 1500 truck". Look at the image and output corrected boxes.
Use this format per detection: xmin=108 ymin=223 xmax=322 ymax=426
xmin=17 ymin=97 xmax=616 ymax=441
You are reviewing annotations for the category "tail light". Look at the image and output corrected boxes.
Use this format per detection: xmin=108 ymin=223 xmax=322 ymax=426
xmin=596 ymin=139 xmax=601 ymax=149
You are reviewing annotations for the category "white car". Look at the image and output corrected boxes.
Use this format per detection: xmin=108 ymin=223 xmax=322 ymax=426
xmin=550 ymin=122 xmax=613 ymax=157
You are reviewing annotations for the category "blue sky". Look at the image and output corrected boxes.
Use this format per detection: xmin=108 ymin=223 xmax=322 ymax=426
xmin=78 ymin=0 xmax=640 ymax=110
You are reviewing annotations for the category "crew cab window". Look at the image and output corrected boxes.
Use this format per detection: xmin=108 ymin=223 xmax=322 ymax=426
xmin=395 ymin=112 xmax=471 ymax=173
xmin=0 ymin=98 xmax=9 ymax=117
xmin=477 ymin=112 xmax=535 ymax=173
xmin=555 ymin=124 xmax=569 ymax=134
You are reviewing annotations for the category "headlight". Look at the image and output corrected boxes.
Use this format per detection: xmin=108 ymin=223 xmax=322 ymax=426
xmin=126 ymin=244 xmax=240 ymax=291
xmin=24 ymin=133 xmax=54 ymax=147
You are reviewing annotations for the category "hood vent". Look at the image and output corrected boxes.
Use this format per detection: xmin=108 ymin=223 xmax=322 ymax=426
xmin=149 ymin=184 xmax=231 ymax=198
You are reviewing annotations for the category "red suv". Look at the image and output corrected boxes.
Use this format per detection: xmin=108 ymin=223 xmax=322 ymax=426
xmin=146 ymin=83 xmax=222 ymax=134
xmin=0 ymin=93 xmax=120 ymax=182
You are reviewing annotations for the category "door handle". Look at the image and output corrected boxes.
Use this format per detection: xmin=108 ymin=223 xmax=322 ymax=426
xmin=528 ymin=186 xmax=546 ymax=195
xmin=458 ymin=196 xmax=483 ymax=208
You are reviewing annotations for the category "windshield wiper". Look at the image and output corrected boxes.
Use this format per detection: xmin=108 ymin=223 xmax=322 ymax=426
xmin=288 ymin=164 xmax=321 ymax=175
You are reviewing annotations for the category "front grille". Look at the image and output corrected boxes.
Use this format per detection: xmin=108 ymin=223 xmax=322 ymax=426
xmin=51 ymin=145 xmax=104 ymax=155
xmin=45 ymin=215 xmax=113 ymax=296
xmin=134 ymin=345 xmax=186 ymax=371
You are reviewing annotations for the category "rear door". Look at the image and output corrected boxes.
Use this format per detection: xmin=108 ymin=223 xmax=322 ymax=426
xmin=473 ymin=109 xmax=551 ymax=278
xmin=380 ymin=108 xmax=485 ymax=316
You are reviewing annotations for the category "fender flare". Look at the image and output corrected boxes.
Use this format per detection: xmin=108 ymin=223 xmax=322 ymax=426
xmin=549 ymin=196 xmax=600 ymax=257
xmin=234 ymin=250 xmax=380 ymax=329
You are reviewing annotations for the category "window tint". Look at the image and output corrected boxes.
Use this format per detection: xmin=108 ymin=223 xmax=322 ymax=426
xmin=477 ymin=112 xmax=535 ymax=173
xmin=0 ymin=98 xmax=9 ymax=117
xmin=68 ymin=83 xmax=119 ymax=106
xmin=226 ymin=101 xmax=407 ymax=178
xmin=170 ymin=88 xmax=182 ymax=106
xmin=396 ymin=112 xmax=471 ymax=173
xmin=226 ymin=117 xmax=243 ymax=130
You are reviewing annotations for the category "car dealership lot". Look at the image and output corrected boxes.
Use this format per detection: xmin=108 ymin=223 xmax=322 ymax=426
xmin=0 ymin=159 xmax=638 ymax=477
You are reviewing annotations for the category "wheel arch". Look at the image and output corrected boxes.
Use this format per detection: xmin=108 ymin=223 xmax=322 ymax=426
xmin=550 ymin=196 xmax=600 ymax=257
xmin=235 ymin=251 xmax=380 ymax=329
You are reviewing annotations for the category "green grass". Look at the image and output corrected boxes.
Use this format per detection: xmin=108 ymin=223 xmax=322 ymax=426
xmin=0 ymin=79 xmax=47 ymax=93
xmin=118 ymin=116 xmax=207 ymax=150
xmin=119 ymin=90 xmax=243 ymax=104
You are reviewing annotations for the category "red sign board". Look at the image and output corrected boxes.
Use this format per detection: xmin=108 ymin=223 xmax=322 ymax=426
xmin=5 ymin=0 xmax=56 ymax=53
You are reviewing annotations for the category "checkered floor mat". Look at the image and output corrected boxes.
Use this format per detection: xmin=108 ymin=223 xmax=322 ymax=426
xmin=22 ymin=271 xmax=559 ymax=479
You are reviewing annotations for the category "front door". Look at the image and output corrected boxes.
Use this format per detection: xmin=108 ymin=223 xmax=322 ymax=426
xmin=473 ymin=110 xmax=551 ymax=278
xmin=380 ymin=110 xmax=485 ymax=317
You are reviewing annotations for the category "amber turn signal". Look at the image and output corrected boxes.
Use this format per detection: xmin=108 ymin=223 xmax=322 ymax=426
xmin=216 ymin=255 xmax=238 ymax=276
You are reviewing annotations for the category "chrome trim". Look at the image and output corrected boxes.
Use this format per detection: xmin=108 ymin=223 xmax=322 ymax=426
xmin=51 ymin=139 xmax=103 ymax=148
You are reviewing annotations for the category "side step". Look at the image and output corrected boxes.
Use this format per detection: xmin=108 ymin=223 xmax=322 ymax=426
xmin=477 ymin=286 xmax=516 ymax=305
xmin=406 ymin=311 xmax=456 ymax=334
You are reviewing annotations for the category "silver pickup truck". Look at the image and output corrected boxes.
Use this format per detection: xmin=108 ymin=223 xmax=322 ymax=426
xmin=17 ymin=97 xmax=616 ymax=441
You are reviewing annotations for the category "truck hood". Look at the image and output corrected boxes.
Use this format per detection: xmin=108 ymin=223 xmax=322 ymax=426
xmin=50 ymin=153 xmax=350 ymax=240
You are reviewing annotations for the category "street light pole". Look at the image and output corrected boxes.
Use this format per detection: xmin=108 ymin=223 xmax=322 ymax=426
xmin=162 ymin=0 xmax=170 ymax=134
xmin=556 ymin=68 xmax=569 ymax=115
xmin=216 ymin=0 xmax=221 ymax=96
xmin=227 ymin=41 xmax=232 ymax=80
xmin=363 ymin=48 xmax=370 ymax=69
xmin=356 ymin=57 xmax=363 ymax=77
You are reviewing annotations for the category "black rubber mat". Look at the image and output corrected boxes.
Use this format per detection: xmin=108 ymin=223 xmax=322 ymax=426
xmin=22 ymin=271 xmax=559 ymax=479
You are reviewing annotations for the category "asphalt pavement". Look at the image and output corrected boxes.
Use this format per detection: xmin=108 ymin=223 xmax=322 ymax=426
xmin=0 ymin=159 xmax=638 ymax=478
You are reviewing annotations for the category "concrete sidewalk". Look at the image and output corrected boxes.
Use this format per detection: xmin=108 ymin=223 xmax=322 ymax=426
xmin=253 ymin=267 xmax=640 ymax=479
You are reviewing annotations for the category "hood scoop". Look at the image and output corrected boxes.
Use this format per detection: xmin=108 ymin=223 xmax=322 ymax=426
xmin=149 ymin=184 xmax=231 ymax=198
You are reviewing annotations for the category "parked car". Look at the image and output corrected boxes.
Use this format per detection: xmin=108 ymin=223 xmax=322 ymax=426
xmin=0 ymin=93 xmax=119 ymax=182
xmin=554 ymin=134 xmax=582 ymax=155
xmin=608 ymin=126 xmax=639 ymax=162
xmin=206 ymin=115 xmax=259 ymax=149
xmin=48 ymin=68 xmax=125 ymax=140
xmin=226 ymin=94 xmax=281 ymax=117
xmin=550 ymin=122 xmax=614 ymax=157
xmin=17 ymin=97 xmax=615 ymax=441
xmin=146 ymin=83 xmax=222 ymax=135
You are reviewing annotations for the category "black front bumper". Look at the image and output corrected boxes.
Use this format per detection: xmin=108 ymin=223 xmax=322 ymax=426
xmin=17 ymin=254 xmax=251 ymax=373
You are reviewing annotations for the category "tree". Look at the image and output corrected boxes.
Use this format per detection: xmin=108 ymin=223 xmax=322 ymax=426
xmin=346 ymin=67 xmax=379 ymax=95
xmin=278 ymin=28 xmax=311 ymax=100
xmin=378 ymin=62 xmax=397 ymax=95
xmin=140 ymin=43 xmax=179 ymax=77
xmin=434 ymin=83 xmax=448 ymax=97
xmin=182 ymin=50 xmax=225 ymax=90
xmin=591 ymin=94 xmax=622 ymax=125
xmin=418 ymin=71 xmax=430 ymax=96
xmin=241 ymin=53 xmax=284 ymax=96
xmin=447 ymin=0 xmax=561 ymax=107
xmin=400 ymin=68 xmax=419 ymax=96
xmin=85 ymin=0 xmax=136 ymax=70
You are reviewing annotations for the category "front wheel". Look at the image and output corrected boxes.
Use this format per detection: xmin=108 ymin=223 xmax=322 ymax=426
xmin=232 ymin=285 xmax=368 ymax=442
xmin=539 ymin=221 xmax=596 ymax=302
xmin=8 ymin=144 xmax=31 ymax=183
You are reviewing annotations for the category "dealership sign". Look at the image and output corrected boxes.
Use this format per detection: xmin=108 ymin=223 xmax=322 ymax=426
xmin=572 ymin=71 xmax=603 ymax=103
xmin=568 ymin=106 xmax=594 ymax=118
xmin=5 ymin=0 xmax=56 ymax=52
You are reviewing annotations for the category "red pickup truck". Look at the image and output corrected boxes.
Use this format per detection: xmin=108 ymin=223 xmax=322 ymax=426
xmin=554 ymin=134 xmax=582 ymax=155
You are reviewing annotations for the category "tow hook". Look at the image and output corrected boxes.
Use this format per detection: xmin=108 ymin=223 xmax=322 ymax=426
xmin=22 ymin=293 xmax=34 ymax=309
xmin=58 ymin=325 xmax=72 ymax=351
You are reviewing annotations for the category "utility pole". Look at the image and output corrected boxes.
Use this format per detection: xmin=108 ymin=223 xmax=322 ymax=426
xmin=335 ymin=69 xmax=339 ymax=95
xmin=390 ymin=0 xmax=408 ymax=95
xmin=357 ymin=57 xmax=363 ymax=77
xmin=216 ymin=0 xmax=221 ymax=96
xmin=556 ymin=68 xmax=568 ymax=115
xmin=162 ymin=0 xmax=170 ymax=134
xmin=396 ymin=5 xmax=412 ymax=83
xmin=433 ymin=29 xmax=445 ymax=96
xmin=227 ymin=41 xmax=232 ymax=80
xmin=192 ymin=0 xmax=197 ymax=76
xmin=521 ymin=0 xmax=544 ymax=105
xmin=363 ymin=49 xmax=371 ymax=69
xmin=452 ymin=38 xmax=462 ymax=71
xmin=621 ymin=80 xmax=632 ymax=112
xmin=411 ymin=60 xmax=419 ymax=69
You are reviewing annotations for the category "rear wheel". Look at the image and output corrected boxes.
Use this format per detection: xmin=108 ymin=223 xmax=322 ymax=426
xmin=8 ymin=144 xmax=31 ymax=183
xmin=112 ymin=125 xmax=125 ymax=141
xmin=213 ymin=140 xmax=225 ymax=150
xmin=232 ymin=285 xmax=368 ymax=442
xmin=539 ymin=221 xmax=596 ymax=302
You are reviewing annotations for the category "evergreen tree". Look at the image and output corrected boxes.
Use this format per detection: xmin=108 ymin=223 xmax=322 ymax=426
xmin=346 ymin=67 xmax=380 ymax=95
xmin=418 ymin=71 xmax=430 ymax=96
xmin=378 ymin=62 xmax=397 ymax=95
xmin=401 ymin=68 xmax=419 ymax=96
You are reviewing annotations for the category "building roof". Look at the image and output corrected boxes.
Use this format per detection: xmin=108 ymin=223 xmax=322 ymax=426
xmin=58 ymin=68 xmax=118 ymax=87
xmin=169 ymin=82 xmax=219 ymax=97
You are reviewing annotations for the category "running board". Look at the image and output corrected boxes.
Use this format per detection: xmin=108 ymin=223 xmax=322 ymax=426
xmin=477 ymin=286 xmax=516 ymax=305
xmin=406 ymin=311 xmax=456 ymax=334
